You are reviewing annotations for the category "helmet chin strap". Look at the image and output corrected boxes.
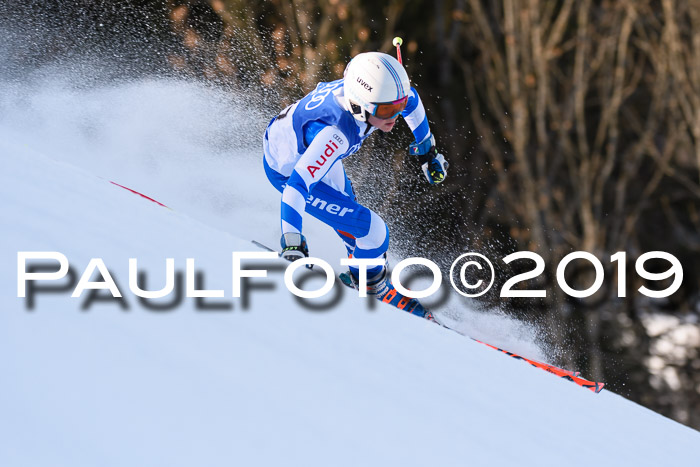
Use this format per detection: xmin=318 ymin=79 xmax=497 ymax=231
xmin=363 ymin=113 xmax=373 ymax=135
xmin=348 ymin=99 xmax=373 ymax=132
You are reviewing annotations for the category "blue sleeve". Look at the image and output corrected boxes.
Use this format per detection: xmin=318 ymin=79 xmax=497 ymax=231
xmin=303 ymin=120 xmax=327 ymax=147
xmin=402 ymin=87 xmax=432 ymax=144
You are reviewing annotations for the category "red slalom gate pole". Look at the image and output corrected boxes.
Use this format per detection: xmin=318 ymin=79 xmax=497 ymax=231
xmin=393 ymin=36 xmax=403 ymax=64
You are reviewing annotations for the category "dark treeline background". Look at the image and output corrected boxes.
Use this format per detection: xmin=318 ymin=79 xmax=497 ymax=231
xmin=4 ymin=0 xmax=699 ymax=430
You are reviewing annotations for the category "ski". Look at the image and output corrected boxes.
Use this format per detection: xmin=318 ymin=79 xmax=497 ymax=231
xmin=252 ymin=239 xmax=314 ymax=269
xmin=337 ymin=270 xmax=436 ymax=320
xmin=251 ymin=239 xmax=276 ymax=253
xmin=251 ymin=240 xmax=435 ymax=319
xmin=471 ymin=339 xmax=603 ymax=393
xmin=250 ymin=239 xmax=604 ymax=393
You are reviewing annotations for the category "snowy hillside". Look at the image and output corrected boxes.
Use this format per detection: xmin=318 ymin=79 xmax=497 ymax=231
xmin=1 ymin=78 xmax=698 ymax=466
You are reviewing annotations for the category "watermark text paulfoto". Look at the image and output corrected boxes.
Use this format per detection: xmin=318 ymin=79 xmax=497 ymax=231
xmin=16 ymin=250 xmax=684 ymax=311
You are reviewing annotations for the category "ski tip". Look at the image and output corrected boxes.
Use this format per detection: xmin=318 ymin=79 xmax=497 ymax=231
xmin=251 ymin=239 xmax=277 ymax=253
xmin=583 ymin=382 xmax=605 ymax=393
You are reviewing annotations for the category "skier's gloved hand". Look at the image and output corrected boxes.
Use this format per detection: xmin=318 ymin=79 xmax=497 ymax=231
xmin=280 ymin=232 xmax=309 ymax=262
xmin=421 ymin=152 xmax=448 ymax=185
xmin=409 ymin=136 xmax=449 ymax=185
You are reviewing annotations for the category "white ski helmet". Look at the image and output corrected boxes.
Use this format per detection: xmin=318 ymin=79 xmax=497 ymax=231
xmin=343 ymin=52 xmax=411 ymax=123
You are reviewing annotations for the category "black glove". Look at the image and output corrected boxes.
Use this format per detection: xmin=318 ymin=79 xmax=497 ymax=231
xmin=409 ymin=137 xmax=449 ymax=185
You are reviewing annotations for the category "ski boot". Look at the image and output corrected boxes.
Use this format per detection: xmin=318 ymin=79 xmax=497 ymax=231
xmin=340 ymin=265 xmax=433 ymax=320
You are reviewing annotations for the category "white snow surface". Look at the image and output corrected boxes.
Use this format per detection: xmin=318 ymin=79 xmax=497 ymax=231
xmin=1 ymin=77 xmax=698 ymax=466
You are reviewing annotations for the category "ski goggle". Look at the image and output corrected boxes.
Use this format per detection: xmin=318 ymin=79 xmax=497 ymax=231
xmin=370 ymin=96 xmax=408 ymax=120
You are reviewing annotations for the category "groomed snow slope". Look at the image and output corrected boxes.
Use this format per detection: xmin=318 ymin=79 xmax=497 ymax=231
xmin=1 ymin=79 xmax=698 ymax=467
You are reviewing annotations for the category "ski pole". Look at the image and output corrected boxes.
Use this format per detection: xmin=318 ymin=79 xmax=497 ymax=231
xmin=392 ymin=36 xmax=403 ymax=65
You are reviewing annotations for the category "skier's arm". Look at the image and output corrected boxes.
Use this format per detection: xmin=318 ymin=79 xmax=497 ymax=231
xmin=402 ymin=87 xmax=433 ymax=145
xmin=402 ymin=87 xmax=448 ymax=185
xmin=280 ymin=125 xmax=350 ymax=236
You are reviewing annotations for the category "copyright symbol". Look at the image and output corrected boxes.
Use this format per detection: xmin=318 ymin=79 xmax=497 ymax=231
xmin=449 ymin=253 xmax=495 ymax=298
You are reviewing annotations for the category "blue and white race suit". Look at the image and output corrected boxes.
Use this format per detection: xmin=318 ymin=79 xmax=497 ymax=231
xmin=263 ymin=79 xmax=433 ymax=273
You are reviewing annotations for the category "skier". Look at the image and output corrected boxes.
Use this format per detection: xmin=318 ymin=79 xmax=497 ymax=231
xmin=262 ymin=51 xmax=448 ymax=318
